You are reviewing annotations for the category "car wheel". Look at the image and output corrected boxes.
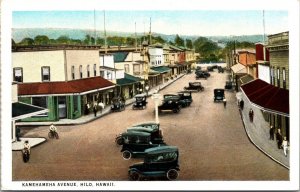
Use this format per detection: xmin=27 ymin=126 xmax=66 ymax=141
xmin=166 ymin=169 xmax=178 ymax=180
xmin=122 ymin=150 xmax=132 ymax=160
xmin=129 ymin=171 xmax=140 ymax=181
xmin=115 ymin=137 xmax=123 ymax=145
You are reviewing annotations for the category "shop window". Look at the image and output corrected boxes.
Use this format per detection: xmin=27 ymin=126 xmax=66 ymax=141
xmin=79 ymin=65 xmax=83 ymax=79
xmin=282 ymin=68 xmax=286 ymax=89
xmin=94 ymin=64 xmax=97 ymax=76
xmin=32 ymin=97 xmax=48 ymax=116
xmin=100 ymin=70 xmax=104 ymax=77
xmin=73 ymin=96 xmax=78 ymax=112
xmin=41 ymin=67 xmax=50 ymax=81
xmin=13 ymin=67 xmax=23 ymax=82
xmin=125 ymin=64 xmax=130 ymax=73
xmin=71 ymin=66 xmax=75 ymax=80
xmin=87 ymin=65 xmax=90 ymax=77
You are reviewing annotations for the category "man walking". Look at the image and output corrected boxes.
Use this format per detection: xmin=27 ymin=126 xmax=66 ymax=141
xmin=269 ymin=125 xmax=275 ymax=140
xmin=282 ymin=137 xmax=289 ymax=157
xmin=223 ymin=98 xmax=227 ymax=108
xmin=93 ymin=104 xmax=97 ymax=117
xmin=276 ymin=129 xmax=283 ymax=149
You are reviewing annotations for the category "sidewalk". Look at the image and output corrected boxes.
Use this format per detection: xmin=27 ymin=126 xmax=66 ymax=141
xmin=16 ymin=73 xmax=185 ymax=126
xmin=237 ymin=92 xmax=289 ymax=169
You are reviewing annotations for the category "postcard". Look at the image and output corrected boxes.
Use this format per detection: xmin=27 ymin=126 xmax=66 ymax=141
xmin=1 ymin=0 xmax=299 ymax=191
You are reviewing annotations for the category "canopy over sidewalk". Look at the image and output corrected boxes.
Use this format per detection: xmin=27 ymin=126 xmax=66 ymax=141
xmin=240 ymin=79 xmax=289 ymax=117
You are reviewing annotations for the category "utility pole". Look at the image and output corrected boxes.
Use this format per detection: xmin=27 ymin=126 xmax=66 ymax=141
xmin=149 ymin=17 xmax=152 ymax=45
xmin=94 ymin=9 xmax=96 ymax=45
xmin=104 ymin=10 xmax=107 ymax=54
xmin=135 ymin=22 xmax=137 ymax=51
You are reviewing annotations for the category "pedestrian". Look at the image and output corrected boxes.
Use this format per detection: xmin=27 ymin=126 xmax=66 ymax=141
xmin=23 ymin=140 xmax=31 ymax=155
xmin=240 ymin=99 xmax=244 ymax=110
xmin=223 ymin=98 xmax=227 ymax=108
xmin=93 ymin=104 xmax=97 ymax=117
xmin=269 ymin=125 xmax=275 ymax=140
xmin=98 ymin=101 xmax=104 ymax=114
xmin=282 ymin=137 xmax=289 ymax=157
xmin=249 ymin=108 xmax=254 ymax=122
xmin=276 ymin=129 xmax=283 ymax=149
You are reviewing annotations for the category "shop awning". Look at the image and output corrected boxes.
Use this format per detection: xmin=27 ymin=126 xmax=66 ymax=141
xmin=231 ymin=63 xmax=247 ymax=74
xmin=241 ymin=79 xmax=289 ymax=117
xmin=18 ymin=76 xmax=115 ymax=96
xmin=239 ymin=74 xmax=254 ymax=85
xmin=12 ymin=102 xmax=48 ymax=120
xmin=151 ymin=66 xmax=171 ymax=74
xmin=116 ymin=73 xmax=143 ymax=86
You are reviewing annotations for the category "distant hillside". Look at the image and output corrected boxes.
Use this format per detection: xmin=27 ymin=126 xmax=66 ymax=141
xmin=12 ymin=28 xmax=266 ymax=44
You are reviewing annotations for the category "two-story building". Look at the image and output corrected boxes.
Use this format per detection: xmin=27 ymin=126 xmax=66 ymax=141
xmin=12 ymin=46 xmax=115 ymax=122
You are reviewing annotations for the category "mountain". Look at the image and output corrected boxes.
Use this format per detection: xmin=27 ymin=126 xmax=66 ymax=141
xmin=12 ymin=28 xmax=266 ymax=44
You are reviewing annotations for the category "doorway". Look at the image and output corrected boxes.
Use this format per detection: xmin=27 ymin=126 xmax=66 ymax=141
xmin=58 ymin=96 xmax=67 ymax=119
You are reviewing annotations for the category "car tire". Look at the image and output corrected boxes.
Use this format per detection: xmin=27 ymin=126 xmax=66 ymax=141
xmin=122 ymin=150 xmax=132 ymax=160
xmin=115 ymin=137 xmax=123 ymax=145
xmin=129 ymin=171 xmax=140 ymax=181
xmin=166 ymin=169 xmax=178 ymax=180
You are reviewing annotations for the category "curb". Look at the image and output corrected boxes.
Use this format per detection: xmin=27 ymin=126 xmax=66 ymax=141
xmin=239 ymin=109 xmax=289 ymax=170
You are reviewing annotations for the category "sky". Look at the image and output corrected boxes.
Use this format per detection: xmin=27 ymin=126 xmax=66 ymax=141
xmin=12 ymin=10 xmax=288 ymax=36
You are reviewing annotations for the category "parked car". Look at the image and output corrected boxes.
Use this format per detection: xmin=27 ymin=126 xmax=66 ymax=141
xmin=132 ymin=93 xmax=148 ymax=110
xmin=207 ymin=66 xmax=214 ymax=72
xmin=177 ymin=91 xmax=193 ymax=106
xmin=111 ymin=97 xmax=125 ymax=112
xmin=218 ymin=66 xmax=224 ymax=73
xmin=163 ymin=94 xmax=189 ymax=108
xmin=128 ymin=146 xmax=180 ymax=181
xmin=158 ymin=97 xmax=182 ymax=113
xmin=120 ymin=131 xmax=165 ymax=160
xmin=115 ymin=122 xmax=164 ymax=145
xmin=214 ymin=88 xmax=225 ymax=102
xmin=195 ymin=70 xmax=210 ymax=80
xmin=224 ymin=81 xmax=233 ymax=90
xmin=184 ymin=82 xmax=204 ymax=92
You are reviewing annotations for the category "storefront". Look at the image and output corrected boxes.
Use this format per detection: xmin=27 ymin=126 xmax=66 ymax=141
xmin=17 ymin=76 xmax=115 ymax=122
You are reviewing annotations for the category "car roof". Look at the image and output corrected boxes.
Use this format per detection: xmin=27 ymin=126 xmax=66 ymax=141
xmin=135 ymin=93 xmax=147 ymax=98
xmin=132 ymin=121 xmax=159 ymax=126
xmin=214 ymin=88 xmax=225 ymax=91
xmin=122 ymin=131 xmax=151 ymax=137
xmin=145 ymin=146 xmax=178 ymax=154
xmin=127 ymin=127 xmax=155 ymax=133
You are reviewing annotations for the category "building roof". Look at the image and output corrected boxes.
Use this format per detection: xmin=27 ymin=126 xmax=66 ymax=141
xmin=238 ymin=52 xmax=256 ymax=66
xmin=241 ymin=79 xmax=289 ymax=116
xmin=112 ymin=52 xmax=129 ymax=62
xmin=239 ymin=74 xmax=254 ymax=85
xmin=12 ymin=102 xmax=48 ymax=120
xmin=116 ymin=73 xmax=143 ymax=86
xmin=151 ymin=66 xmax=171 ymax=74
xmin=18 ymin=76 xmax=115 ymax=96
xmin=231 ymin=63 xmax=247 ymax=74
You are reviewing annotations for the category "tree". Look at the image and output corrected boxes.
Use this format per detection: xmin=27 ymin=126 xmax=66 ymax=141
xmin=56 ymin=35 xmax=71 ymax=44
xmin=185 ymin=39 xmax=193 ymax=49
xmin=153 ymin=36 xmax=166 ymax=44
xmin=174 ymin=34 xmax=184 ymax=47
xmin=34 ymin=35 xmax=50 ymax=45
xmin=193 ymin=37 xmax=222 ymax=62
xmin=18 ymin=37 xmax=34 ymax=45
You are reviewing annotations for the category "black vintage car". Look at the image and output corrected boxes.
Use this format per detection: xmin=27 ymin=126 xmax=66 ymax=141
xmin=159 ymin=95 xmax=182 ymax=112
xmin=195 ymin=70 xmax=210 ymax=80
xmin=214 ymin=88 xmax=225 ymax=102
xmin=163 ymin=94 xmax=188 ymax=108
xmin=115 ymin=122 xmax=164 ymax=145
xmin=177 ymin=91 xmax=193 ymax=106
xmin=132 ymin=93 xmax=148 ymax=110
xmin=121 ymin=131 xmax=164 ymax=160
xmin=111 ymin=97 xmax=125 ymax=112
xmin=184 ymin=82 xmax=204 ymax=92
xmin=218 ymin=66 xmax=224 ymax=73
xmin=224 ymin=81 xmax=233 ymax=90
xmin=128 ymin=146 xmax=180 ymax=181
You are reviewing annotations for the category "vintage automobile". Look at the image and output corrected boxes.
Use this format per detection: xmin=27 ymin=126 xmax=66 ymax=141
xmin=163 ymin=94 xmax=189 ymax=108
xmin=218 ymin=66 xmax=224 ymax=73
xmin=214 ymin=88 xmax=225 ymax=102
xmin=224 ymin=81 xmax=233 ymax=90
xmin=111 ymin=97 xmax=125 ymax=112
xmin=132 ymin=93 xmax=148 ymax=110
xmin=184 ymin=82 xmax=204 ymax=92
xmin=120 ymin=131 xmax=165 ymax=160
xmin=177 ymin=91 xmax=193 ymax=107
xmin=158 ymin=97 xmax=182 ymax=113
xmin=115 ymin=122 xmax=164 ymax=145
xmin=128 ymin=146 xmax=180 ymax=181
xmin=195 ymin=70 xmax=210 ymax=80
